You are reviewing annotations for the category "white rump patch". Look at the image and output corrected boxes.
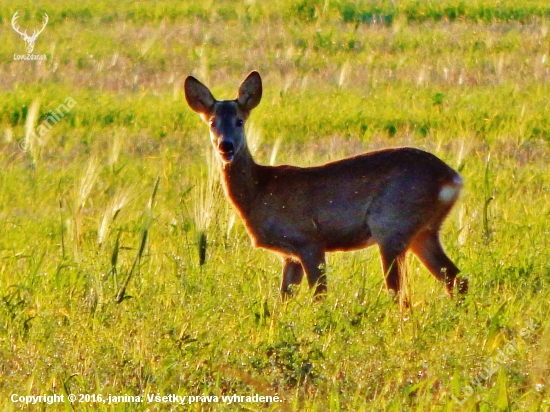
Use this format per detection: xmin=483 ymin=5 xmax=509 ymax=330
xmin=438 ymin=174 xmax=463 ymax=203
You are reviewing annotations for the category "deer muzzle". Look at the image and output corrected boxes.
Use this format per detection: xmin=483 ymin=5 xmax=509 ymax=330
xmin=218 ymin=141 xmax=235 ymax=162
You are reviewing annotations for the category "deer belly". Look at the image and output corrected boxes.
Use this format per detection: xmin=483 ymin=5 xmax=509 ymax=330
xmin=315 ymin=213 xmax=373 ymax=251
xmin=246 ymin=216 xmax=326 ymax=256
xmin=323 ymin=225 xmax=374 ymax=251
xmin=246 ymin=212 xmax=373 ymax=255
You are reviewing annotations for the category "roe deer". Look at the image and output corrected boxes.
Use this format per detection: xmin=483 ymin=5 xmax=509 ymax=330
xmin=184 ymin=71 xmax=467 ymax=299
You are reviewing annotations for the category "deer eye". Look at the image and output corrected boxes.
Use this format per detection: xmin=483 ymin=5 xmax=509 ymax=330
xmin=236 ymin=118 xmax=244 ymax=127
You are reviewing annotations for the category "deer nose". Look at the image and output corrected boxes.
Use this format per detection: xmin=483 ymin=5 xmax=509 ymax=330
xmin=218 ymin=141 xmax=235 ymax=161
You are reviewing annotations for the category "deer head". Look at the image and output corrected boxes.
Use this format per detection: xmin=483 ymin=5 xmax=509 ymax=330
xmin=12 ymin=11 xmax=49 ymax=54
xmin=184 ymin=72 xmax=262 ymax=164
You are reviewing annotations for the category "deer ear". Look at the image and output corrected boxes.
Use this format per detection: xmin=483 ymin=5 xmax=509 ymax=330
xmin=237 ymin=71 xmax=262 ymax=112
xmin=184 ymin=76 xmax=216 ymax=116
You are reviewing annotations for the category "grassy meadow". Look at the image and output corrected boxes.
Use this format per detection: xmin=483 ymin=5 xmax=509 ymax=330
xmin=0 ymin=0 xmax=549 ymax=410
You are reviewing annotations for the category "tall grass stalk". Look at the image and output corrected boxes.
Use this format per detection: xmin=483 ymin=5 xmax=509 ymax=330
xmin=108 ymin=131 xmax=123 ymax=170
xmin=115 ymin=175 xmax=160 ymax=303
xmin=193 ymin=152 xmax=218 ymax=266
xmin=72 ymin=156 xmax=101 ymax=259
xmin=23 ymin=99 xmax=41 ymax=163
xmin=98 ymin=186 xmax=132 ymax=247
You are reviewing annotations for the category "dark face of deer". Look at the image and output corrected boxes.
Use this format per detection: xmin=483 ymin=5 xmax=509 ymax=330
xmin=208 ymin=101 xmax=246 ymax=163
xmin=184 ymin=71 xmax=263 ymax=165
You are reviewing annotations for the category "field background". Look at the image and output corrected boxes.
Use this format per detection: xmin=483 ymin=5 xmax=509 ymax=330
xmin=0 ymin=0 xmax=549 ymax=410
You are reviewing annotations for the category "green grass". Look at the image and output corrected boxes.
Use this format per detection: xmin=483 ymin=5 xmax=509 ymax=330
xmin=0 ymin=0 xmax=549 ymax=410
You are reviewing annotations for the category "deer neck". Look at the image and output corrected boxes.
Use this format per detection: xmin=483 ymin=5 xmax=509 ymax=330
xmin=219 ymin=145 xmax=260 ymax=214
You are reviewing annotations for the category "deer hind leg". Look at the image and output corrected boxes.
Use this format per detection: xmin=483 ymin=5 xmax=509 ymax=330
xmin=379 ymin=241 xmax=408 ymax=294
xmin=281 ymin=258 xmax=304 ymax=299
xmin=409 ymin=229 xmax=467 ymax=295
xmin=369 ymin=211 xmax=422 ymax=295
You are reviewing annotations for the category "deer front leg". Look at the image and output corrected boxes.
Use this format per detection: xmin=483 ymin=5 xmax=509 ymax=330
xmin=298 ymin=246 xmax=327 ymax=297
xmin=281 ymin=258 xmax=304 ymax=299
